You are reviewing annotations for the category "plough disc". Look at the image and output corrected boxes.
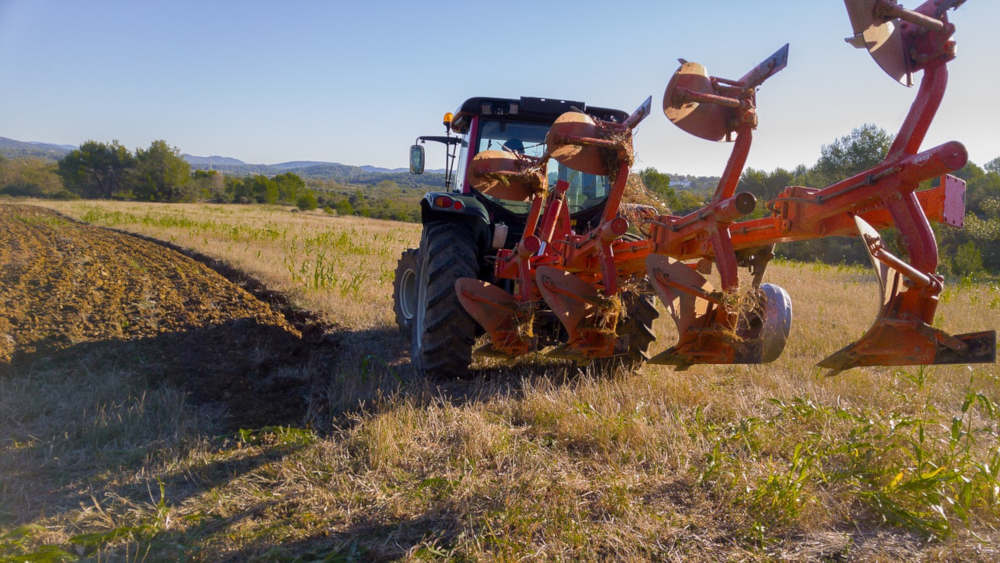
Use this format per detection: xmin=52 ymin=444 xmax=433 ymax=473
xmin=546 ymin=112 xmax=626 ymax=176
xmin=662 ymin=61 xmax=733 ymax=142
xmin=844 ymin=0 xmax=910 ymax=85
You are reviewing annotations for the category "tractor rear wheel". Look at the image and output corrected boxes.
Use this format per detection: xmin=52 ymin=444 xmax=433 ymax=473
xmin=393 ymin=248 xmax=419 ymax=336
xmin=411 ymin=221 xmax=479 ymax=378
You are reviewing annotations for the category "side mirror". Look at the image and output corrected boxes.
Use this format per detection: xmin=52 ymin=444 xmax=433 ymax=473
xmin=409 ymin=144 xmax=425 ymax=175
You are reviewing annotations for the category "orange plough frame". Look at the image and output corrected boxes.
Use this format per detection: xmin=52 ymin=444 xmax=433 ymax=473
xmin=454 ymin=0 xmax=995 ymax=372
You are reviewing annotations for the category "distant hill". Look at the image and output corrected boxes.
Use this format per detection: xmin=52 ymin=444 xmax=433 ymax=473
xmin=181 ymin=154 xmax=245 ymax=167
xmin=0 ymin=137 xmax=74 ymax=160
xmin=178 ymin=154 xmax=446 ymax=188
xmin=179 ymin=154 xmax=434 ymax=177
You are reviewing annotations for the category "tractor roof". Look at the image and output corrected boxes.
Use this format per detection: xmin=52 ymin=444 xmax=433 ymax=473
xmin=450 ymin=96 xmax=628 ymax=134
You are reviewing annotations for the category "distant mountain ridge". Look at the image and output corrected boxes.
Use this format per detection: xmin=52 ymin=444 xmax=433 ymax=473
xmin=178 ymin=154 xmax=422 ymax=175
xmin=181 ymin=154 xmax=245 ymax=167
xmin=175 ymin=154 xmax=443 ymax=187
xmin=0 ymin=137 xmax=75 ymax=160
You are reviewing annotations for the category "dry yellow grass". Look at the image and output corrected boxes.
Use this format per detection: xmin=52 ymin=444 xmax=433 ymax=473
xmin=3 ymin=199 xmax=999 ymax=560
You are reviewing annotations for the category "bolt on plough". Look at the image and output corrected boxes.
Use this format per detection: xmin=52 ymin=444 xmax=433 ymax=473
xmin=398 ymin=0 xmax=995 ymax=378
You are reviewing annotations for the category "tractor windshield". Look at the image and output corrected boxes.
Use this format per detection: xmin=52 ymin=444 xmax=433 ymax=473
xmin=476 ymin=119 xmax=611 ymax=214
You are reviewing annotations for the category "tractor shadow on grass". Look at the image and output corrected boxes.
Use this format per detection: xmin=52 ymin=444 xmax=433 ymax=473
xmin=4 ymin=317 xmax=325 ymax=430
xmin=318 ymin=324 xmax=630 ymax=428
xmin=211 ymin=508 xmax=466 ymax=561
xmin=0 ymin=319 xmax=566 ymax=559
xmin=112 ymin=226 xmax=603 ymax=428
xmin=1 ymin=301 xmax=630 ymax=560
xmin=0 ymin=318 xmax=328 ymax=528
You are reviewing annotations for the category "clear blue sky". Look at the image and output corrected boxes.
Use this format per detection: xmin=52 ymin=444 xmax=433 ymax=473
xmin=1 ymin=1 xmax=997 ymax=176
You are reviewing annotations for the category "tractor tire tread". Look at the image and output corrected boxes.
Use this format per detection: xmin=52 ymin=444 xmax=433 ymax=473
xmin=413 ymin=221 xmax=479 ymax=379
xmin=392 ymin=248 xmax=419 ymax=337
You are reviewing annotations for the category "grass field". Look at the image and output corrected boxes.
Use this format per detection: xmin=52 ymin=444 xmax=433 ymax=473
xmin=3 ymin=199 xmax=999 ymax=560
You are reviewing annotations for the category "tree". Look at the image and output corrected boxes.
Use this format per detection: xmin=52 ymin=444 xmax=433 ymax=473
xmin=273 ymin=172 xmax=305 ymax=203
xmin=226 ymin=176 xmax=253 ymax=203
xmin=671 ymin=190 xmax=704 ymax=214
xmin=637 ymin=167 xmax=706 ymax=213
xmin=57 ymin=140 xmax=134 ymax=198
xmin=953 ymin=241 xmax=984 ymax=277
xmin=639 ymin=167 xmax=674 ymax=201
xmin=246 ymin=175 xmax=278 ymax=204
xmin=132 ymin=140 xmax=191 ymax=202
xmin=954 ymin=162 xmax=1000 ymax=217
xmin=191 ymin=169 xmax=226 ymax=201
xmin=296 ymin=190 xmax=318 ymax=211
xmin=985 ymin=157 xmax=1000 ymax=175
xmin=333 ymin=197 xmax=354 ymax=216
xmin=739 ymin=167 xmax=795 ymax=202
xmin=812 ymin=124 xmax=893 ymax=185
xmin=0 ymin=157 xmax=69 ymax=198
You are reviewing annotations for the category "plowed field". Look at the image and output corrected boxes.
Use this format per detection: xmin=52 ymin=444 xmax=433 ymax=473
xmin=0 ymin=204 xmax=329 ymax=426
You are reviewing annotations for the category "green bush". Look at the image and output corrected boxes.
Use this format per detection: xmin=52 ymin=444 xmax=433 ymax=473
xmin=296 ymin=191 xmax=318 ymax=211
xmin=953 ymin=241 xmax=983 ymax=277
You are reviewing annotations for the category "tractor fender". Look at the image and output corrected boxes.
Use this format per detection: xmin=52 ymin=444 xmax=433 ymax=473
xmin=420 ymin=192 xmax=492 ymax=252
xmin=420 ymin=192 xmax=490 ymax=224
xmin=420 ymin=192 xmax=493 ymax=267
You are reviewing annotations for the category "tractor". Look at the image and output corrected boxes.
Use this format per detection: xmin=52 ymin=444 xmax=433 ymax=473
xmin=395 ymin=0 xmax=995 ymax=380
xmin=396 ymin=97 xmax=659 ymax=378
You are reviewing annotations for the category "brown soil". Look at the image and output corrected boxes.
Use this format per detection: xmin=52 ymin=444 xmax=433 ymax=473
xmin=0 ymin=204 xmax=335 ymax=427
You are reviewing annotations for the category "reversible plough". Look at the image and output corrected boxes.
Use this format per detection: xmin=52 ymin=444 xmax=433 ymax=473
xmin=454 ymin=0 xmax=995 ymax=373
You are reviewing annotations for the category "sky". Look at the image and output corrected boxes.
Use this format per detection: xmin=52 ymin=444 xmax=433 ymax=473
xmin=1 ymin=1 xmax=998 ymax=176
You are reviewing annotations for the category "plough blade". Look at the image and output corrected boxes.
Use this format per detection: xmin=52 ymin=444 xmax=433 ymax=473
xmin=455 ymin=278 xmax=533 ymax=356
xmin=646 ymin=255 xmax=793 ymax=367
xmin=818 ymin=320 xmax=995 ymax=373
xmin=818 ymin=216 xmax=996 ymax=374
xmin=645 ymin=254 xmax=712 ymax=336
xmin=536 ymin=266 xmax=618 ymax=358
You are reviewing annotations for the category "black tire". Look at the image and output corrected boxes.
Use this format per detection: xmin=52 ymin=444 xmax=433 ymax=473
xmin=411 ymin=221 xmax=479 ymax=378
xmin=392 ymin=248 xmax=419 ymax=337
